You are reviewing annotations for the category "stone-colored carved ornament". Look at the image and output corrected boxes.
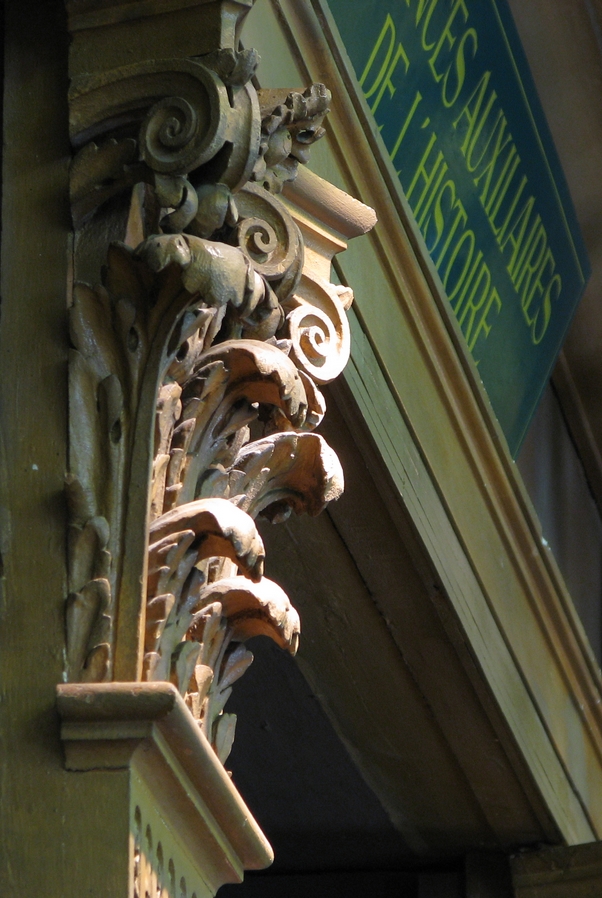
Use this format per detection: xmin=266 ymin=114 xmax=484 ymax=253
xmin=64 ymin=0 xmax=373 ymax=767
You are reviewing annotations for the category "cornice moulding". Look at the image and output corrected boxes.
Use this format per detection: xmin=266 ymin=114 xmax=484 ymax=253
xmin=283 ymin=165 xmax=377 ymax=241
xmin=57 ymin=681 xmax=273 ymax=885
xmin=66 ymin=0 xmax=252 ymax=32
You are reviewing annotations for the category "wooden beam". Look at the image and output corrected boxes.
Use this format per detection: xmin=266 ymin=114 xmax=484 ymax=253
xmin=512 ymin=841 xmax=602 ymax=898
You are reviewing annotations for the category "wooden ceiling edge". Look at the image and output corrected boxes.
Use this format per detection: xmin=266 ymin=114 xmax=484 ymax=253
xmin=319 ymin=384 xmax=565 ymax=851
xmin=268 ymin=0 xmax=602 ymax=843
xmin=551 ymin=350 xmax=602 ymax=514
xmin=335 ymin=333 xmax=596 ymax=848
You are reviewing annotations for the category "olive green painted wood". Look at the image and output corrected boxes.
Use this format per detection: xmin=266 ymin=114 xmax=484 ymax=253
xmin=322 ymin=383 xmax=559 ymax=847
xmin=242 ymin=0 xmax=602 ymax=848
xmin=339 ymin=308 xmax=590 ymax=843
xmin=0 ymin=1 xmax=132 ymax=891
xmin=2 ymin=0 xmax=599 ymax=887
xmin=261 ymin=511 xmax=497 ymax=856
xmin=260 ymin=387 xmax=555 ymax=856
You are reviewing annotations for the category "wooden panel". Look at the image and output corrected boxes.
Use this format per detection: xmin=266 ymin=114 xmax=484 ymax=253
xmin=0 ymin=0 xmax=82 ymax=891
xmin=512 ymin=841 xmax=602 ymax=898
xmin=321 ymin=380 xmax=556 ymax=847
xmin=257 ymin=391 xmax=562 ymax=854
xmin=336 ymin=312 xmax=585 ymax=842
xmin=0 ymin=2 xmax=133 ymax=892
xmin=241 ymin=0 xmax=602 ymax=847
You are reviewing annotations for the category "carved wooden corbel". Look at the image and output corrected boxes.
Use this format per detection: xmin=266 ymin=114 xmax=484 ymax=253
xmin=64 ymin=0 xmax=374 ymax=768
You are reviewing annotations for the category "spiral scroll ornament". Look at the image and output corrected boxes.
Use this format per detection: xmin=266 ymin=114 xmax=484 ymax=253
xmin=285 ymin=279 xmax=351 ymax=385
xmin=139 ymin=71 xmax=228 ymax=175
xmin=147 ymin=97 xmax=197 ymax=153
xmin=233 ymin=183 xmax=304 ymax=301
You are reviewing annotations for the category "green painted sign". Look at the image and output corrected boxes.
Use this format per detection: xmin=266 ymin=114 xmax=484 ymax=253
xmin=325 ymin=0 xmax=590 ymax=456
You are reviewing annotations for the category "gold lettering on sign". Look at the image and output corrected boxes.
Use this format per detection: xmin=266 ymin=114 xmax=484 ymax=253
xmin=358 ymin=3 xmax=565 ymax=351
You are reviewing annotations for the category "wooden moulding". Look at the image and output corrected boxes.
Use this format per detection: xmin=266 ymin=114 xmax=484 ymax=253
xmin=258 ymin=0 xmax=602 ymax=846
xmin=283 ymin=166 xmax=377 ymax=282
xmin=57 ymin=682 xmax=273 ymax=896
xmin=65 ymin=0 xmax=248 ymax=32
xmin=283 ymin=165 xmax=378 ymax=242
xmin=65 ymin=0 xmax=254 ymax=78
xmin=512 ymin=841 xmax=602 ymax=898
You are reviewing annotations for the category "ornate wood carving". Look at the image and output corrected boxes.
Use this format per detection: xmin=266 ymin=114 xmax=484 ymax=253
xmin=65 ymin=0 xmax=373 ymax=764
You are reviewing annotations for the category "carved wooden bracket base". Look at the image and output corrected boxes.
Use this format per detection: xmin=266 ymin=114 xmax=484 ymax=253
xmin=57 ymin=682 xmax=273 ymax=896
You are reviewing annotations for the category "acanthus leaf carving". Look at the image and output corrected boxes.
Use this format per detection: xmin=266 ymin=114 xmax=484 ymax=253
xmin=192 ymin=577 xmax=300 ymax=652
xmin=65 ymin=0 xmax=374 ymax=765
xmin=148 ymin=498 xmax=265 ymax=587
xmin=200 ymin=431 xmax=344 ymax=523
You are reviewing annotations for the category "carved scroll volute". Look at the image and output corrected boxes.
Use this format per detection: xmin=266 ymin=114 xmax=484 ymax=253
xmin=69 ymin=63 xmax=261 ymax=229
xmin=67 ymin=0 xmax=262 ymax=231
xmin=235 ymin=182 xmax=352 ymax=384
xmin=281 ymin=167 xmax=377 ymax=385
xmin=285 ymin=274 xmax=352 ymax=386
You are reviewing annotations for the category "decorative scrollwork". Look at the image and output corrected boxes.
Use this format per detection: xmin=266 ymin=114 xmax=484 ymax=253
xmin=284 ymin=277 xmax=352 ymax=384
xmin=140 ymin=82 xmax=225 ymax=175
xmin=68 ymin=59 xmax=259 ymax=225
xmin=64 ymin=0 xmax=373 ymax=768
xmin=141 ymin=97 xmax=198 ymax=171
xmin=234 ymin=183 xmax=304 ymax=299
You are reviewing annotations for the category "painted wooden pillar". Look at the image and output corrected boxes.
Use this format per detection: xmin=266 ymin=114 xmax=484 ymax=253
xmin=0 ymin=0 xmax=375 ymax=893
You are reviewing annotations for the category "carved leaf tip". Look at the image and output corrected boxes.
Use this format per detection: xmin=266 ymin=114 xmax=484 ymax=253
xmin=253 ymin=83 xmax=331 ymax=193
xmin=149 ymin=497 xmax=265 ymax=583
xmin=231 ymin=431 xmax=344 ymax=520
xmin=66 ymin=578 xmax=112 ymax=682
xmin=197 ymin=338 xmax=316 ymax=431
xmin=193 ymin=576 xmax=300 ymax=655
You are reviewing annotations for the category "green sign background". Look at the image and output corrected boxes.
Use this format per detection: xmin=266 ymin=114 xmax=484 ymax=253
xmin=326 ymin=0 xmax=590 ymax=456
